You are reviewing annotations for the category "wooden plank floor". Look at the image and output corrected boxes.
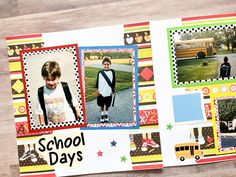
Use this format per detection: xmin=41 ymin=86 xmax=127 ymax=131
xmin=0 ymin=0 xmax=236 ymax=176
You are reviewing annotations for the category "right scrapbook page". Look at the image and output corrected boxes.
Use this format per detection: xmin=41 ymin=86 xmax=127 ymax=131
xmin=151 ymin=13 xmax=236 ymax=166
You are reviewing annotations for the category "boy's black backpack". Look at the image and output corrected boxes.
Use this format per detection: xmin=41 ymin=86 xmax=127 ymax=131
xmin=220 ymin=64 xmax=230 ymax=77
xmin=38 ymin=82 xmax=77 ymax=125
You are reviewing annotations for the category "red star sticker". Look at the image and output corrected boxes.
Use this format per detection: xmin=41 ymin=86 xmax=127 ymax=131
xmin=97 ymin=150 xmax=103 ymax=157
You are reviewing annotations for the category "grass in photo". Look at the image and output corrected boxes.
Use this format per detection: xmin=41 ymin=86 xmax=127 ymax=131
xmin=177 ymin=59 xmax=218 ymax=82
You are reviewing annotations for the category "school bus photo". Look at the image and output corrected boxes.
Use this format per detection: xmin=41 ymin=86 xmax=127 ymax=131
xmin=175 ymin=38 xmax=216 ymax=59
xmin=174 ymin=142 xmax=203 ymax=161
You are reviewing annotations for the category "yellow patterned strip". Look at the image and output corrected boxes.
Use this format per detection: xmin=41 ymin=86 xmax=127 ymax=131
xmin=138 ymin=48 xmax=152 ymax=59
xmin=124 ymin=26 xmax=150 ymax=33
xmin=139 ymin=81 xmax=155 ymax=86
xmin=217 ymin=150 xmax=236 ymax=155
xmin=186 ymin=83 xmax=236 ymax=97
xmin=9 ymin=61 xmax=22 ymax=72
xmin=13 ymin=101 xmax=26 ymax=116
xmin=140 ymin=125 xmax=158 ymax=129
xmin=182 ymin=17 xmax=236 ymax=26
xmin=17 ymin=135 xmax=42 ymax=141
xmin=139 ymin=89 xmax=156 ymax=103
xmin=131 ymin=154 xmax=162 ymax=163
xmin=124 ymin=22 xmax=158 ymax=128
xmin=203 ymin=148 xmax=216 ymax=156
xmin=7 ymin=38 xmax=43 ymax=45
xmin=13 ymin=94 xmax=25 ymax=99
xmin=20 ymin=165 xmax=54 ymax=173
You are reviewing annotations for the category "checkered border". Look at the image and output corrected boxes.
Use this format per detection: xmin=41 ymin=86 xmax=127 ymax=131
xmin=214 ymin=96 xmax=236 ymax=152
xmin=169 ymin=24 xmax=236 ymax=86
xmin=21 ymin=45 xmax=85 ymax=130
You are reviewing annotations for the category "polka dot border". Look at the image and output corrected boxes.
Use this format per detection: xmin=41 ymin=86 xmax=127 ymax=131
xmin=169 ymin=24 xmax=236 ymax=86
xmin=21 ymin=46 xmax=85 ymax=130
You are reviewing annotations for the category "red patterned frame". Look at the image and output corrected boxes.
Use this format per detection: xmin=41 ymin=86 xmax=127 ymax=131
xmin=20 ymin=44 xmax=87 ymax=132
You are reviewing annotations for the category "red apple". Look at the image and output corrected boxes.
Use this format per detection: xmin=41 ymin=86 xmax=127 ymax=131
xmin=207 ymin=136 xmax=213 ymax=143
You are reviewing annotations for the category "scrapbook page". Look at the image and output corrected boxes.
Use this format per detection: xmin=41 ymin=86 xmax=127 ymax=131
xmin=152 ymin=13 xmax=236 ymax=166
xmin=5 ymin=13 xmax=236 ymax=176
xmin=6 ymin=22 xmax=161 ymax=176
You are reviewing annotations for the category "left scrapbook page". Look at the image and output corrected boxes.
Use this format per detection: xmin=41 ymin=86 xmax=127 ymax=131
xmin=6 ymin=22 xmax=162 ymax=176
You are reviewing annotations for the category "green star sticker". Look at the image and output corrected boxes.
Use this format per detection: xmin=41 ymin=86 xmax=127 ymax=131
xmin=120 ymin=155 xmax=127 ymax=162
xmin=166 ymin=123 xmax=173 ymax=130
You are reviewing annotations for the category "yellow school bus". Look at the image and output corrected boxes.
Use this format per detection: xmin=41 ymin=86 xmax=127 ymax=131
xmin=175 ymin=142 xmax=203 ymax=161
xmin=175 ymin=38 xmax=216 ymax=59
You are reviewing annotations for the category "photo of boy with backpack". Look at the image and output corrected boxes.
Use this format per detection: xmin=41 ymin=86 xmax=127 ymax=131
xmin=36 ymin=61 xmax=81 ymax=125
xmin=95 ymin=56 xmax=116 ymax=123
xmin=220 ymin=56 xmax=231 ymax=78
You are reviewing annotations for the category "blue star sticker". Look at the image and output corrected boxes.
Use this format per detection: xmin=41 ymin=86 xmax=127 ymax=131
xmin=111 ymin=140 xmax=117 ymax=147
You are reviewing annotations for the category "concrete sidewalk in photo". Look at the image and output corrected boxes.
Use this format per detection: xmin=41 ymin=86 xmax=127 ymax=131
xmin=85 ymin=88 xmax=134 ymax=124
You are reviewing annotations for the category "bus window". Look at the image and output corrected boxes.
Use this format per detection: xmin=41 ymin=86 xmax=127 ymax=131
xmin=185 ymin=146 xmax=189 ymax=150
xmin=180 ymin=146 xmax=184 ymax=151
xmin=195 ymin=146 xmax=199 ymax=150
xmin=175 ymin=147 xmax=180 ymax=151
